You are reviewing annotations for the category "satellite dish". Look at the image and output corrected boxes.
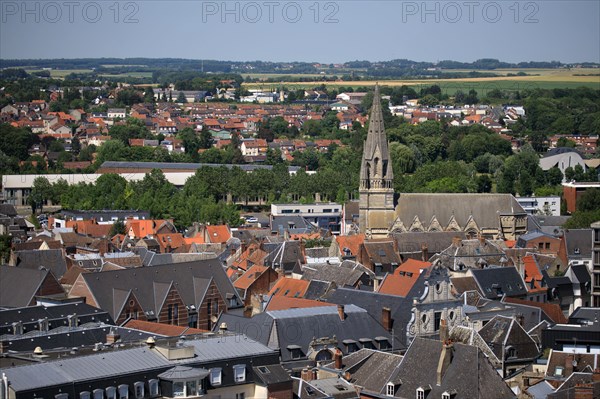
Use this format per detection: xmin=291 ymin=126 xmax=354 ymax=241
xmin=211 ymin=315 xmax=218 ymax=323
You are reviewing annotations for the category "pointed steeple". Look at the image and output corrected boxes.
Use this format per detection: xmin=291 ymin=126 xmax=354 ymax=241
xmin=360 ymin=84 xmax=394 ymax=189
xmin=358 ymin=84 xmax=396 ymax=239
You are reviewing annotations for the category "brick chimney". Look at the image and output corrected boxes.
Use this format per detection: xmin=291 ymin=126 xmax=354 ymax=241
xmin=593 ymin=368 xmax=600 ymax=382
xmin=334 ymin=349 xmax=343 ymax=370
xmin=421 ymin=244 xmax=429 ymax=262
xmin=106 ymin=328 xmax=121 ymax=344
xmin=565 ymin=354 xmax=574 ymax=376
xmin=436 ymin=341 xmax=454 ymax=386
xmin=301 ymin=368 xmax=317 ymax=382
xmin=382 ymin=307 xmax=392 ymax=331
xmin=452 ymin=236 xmax=462 ymax=247
xmin=439 ymin=319 xmax=448 ymax=343
xmin=338 ymin=304 xmax=345 ymax=321
xmin=574 ymin=383 xmax=594 ymax=399
xmin=277 ymin=267 xmax=285 ymax=279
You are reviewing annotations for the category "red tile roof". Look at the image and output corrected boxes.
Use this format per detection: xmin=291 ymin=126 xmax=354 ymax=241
xmin=334 ymin=234 xmax=365 ymax=256
xmin=503 ymin=297 xmax=567 ymax=324
xmin=124 ymin=319 xmax=208 ymax=336
xmin=265 ymin=296 xmax=330 ymax=311
xmin=206 ymin=225 xmax=231 ymax=244
xmin=268 ymin=277 xmax=309 ymax=298
xmin=378 ymin=260 xmax=431 ymax=297
xmin=233 ymin=265 xmax=269 ymax=290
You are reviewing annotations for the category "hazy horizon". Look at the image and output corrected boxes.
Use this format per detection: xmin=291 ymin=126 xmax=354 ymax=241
xmin=1 ymin=1 xmax=599 ymax=63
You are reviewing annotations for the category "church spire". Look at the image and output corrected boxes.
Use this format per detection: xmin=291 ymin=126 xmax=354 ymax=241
xmin=358 ymin=84 xmax=396 ymax=239
xmin=360 ymin=84 xmax=393 ymax=189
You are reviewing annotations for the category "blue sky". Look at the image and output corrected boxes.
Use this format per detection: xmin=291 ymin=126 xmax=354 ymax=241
xmin=0 ymin=0 xmax=598 ymax=63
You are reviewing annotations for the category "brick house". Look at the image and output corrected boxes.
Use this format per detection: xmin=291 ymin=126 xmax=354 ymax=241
xmin=68 ymin=260 xmax=242 ymax=330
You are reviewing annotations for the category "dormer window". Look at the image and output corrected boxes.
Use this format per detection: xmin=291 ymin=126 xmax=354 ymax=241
xmin=210 ymin=368 xmax=222 ymax=386
xmin=386 ymin=382 xmax=395 ymax=396
xmin=555 ymin=366 xmax=564 ymax=377
xmin=442 ymin=392 xmax=451 ymax=399
xmin=416 ymin=387 xmax=425 ymax=399
xmin=233 ymin=364 xmax=246 ymax=383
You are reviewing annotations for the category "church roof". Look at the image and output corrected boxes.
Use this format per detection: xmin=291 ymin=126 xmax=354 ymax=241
xmin=395 ymin=193 xmax=525 ymax=230
xmin=360 ymin=84 xmax=393 ymax=182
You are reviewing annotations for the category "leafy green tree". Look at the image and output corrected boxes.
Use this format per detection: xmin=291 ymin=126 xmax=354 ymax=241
xmin=108 ymin=118 xmax=152 ymax=145
xmin=71 ymin=137 xmax=81 ymax=155
xmin=143 ymin=86 xmax=155 ymax=103
xmin=130 ymin=169 xmax=177 ymax=218
xmin=176 ymin=92 xmax=187 ymax=103
xmin=50 ymin=179 xmax=69 ymax=205
xmin=93 ymin=174 xmax=129 ymax=209
xmin=476 ymin=175 xmax=492 ymax=193
xmin=577 ymin=188 xmax=600 ymax=212
xmin=0 ymin=124 xmax=37 ymax=161
xmin=198 ymin=129 xmax=213 ymax=149
xmin=29 ymin=177 xmax=53 ymax=214
xmin=116 ymin=89 xmax=142 ymax=106
xmin=0 ymin=235 xmax=12 ymax=264
xmin=109 ymin=219 xmax=126 ymax=236
xmin=389 ymin=142 xmax=416 ymax=174
xmin=546 ymin=167 xmax=563 ymax=185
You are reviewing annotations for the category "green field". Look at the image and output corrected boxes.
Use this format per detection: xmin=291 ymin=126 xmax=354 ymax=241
xmin=25 ymin=68 xmax=94 ymax=78
xmin=244 ymin=70 xmax=600 ymax=93
xmin=98 ymin=72 xmax=153 ymax=79
xmin=244 ymin=72 xmax=334 ymax=80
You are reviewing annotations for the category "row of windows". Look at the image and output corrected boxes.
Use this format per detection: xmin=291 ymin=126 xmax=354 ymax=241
xmin=55 ymin=380 xmax=159 ymax=399
xmin=52 ymin=366 xmax=248 ymax=399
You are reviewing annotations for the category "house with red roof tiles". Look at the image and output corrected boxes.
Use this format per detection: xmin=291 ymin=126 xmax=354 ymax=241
xmin=268 ymin=277 xmax=309 ymax=299
xmin=233 ymin=265 xmax=279 ymax=309
xmin=378 ymin=259 xmax=432 ymax=297
xmin=329 ymin=234 xmax=366 ymax=259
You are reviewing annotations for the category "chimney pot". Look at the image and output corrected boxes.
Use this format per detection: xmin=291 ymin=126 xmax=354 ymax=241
xmin=334 ymin=349 xmax=343 ymax=370
xmin=382 ymin=307 xmax=392 ymax=331
xmin=338 ymin=304 xmax=345 ymax=321
xmin=439 ymin=319 xmax=448 ymax=343
xmin=421 ymin=244 xmax=429 ymax=262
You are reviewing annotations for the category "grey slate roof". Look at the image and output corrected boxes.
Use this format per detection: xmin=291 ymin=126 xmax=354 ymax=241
xmin=13 ymin=249 xmax=67 ymax=279
xmin=526 ymin=380 xmax=556 ymax=399
xmin=0 ymin=204 xmax=17 ymax=216
xmin=0 ymin=265 xmax=64 ymax=308
xmin=393 ymin=231 xmax=467 ymax=257
xmin=477 ymin=315 xmax=540 ymax=362
xmin=253 ymin=364 xmax=292 ymax=386
xmin=303 ymin=280 xmax=334 ymax=300
xmin=433 ymin=239 xmax=508 ymax=270
xmin=79 ymin=259 xmax=243 ymax=320
xmin=564 ymin=229 xmax=592 ymax=260
xmin=387 ymin=337 xmax=516 ymax=399
xmin=323 ymin=277 xmax=428 ymax=351
xmin=263 ymin=240 xmax=305 ymax=272
xmin=471 ymin=266 xmax=527 ymax=299
xmin=218 ymin=305 xmax=394 ymax=363
xmin=569 ymin=264 xmax=591 ymax=285
xmin=301 ymin=263 xmax=367 ymax=287
xmin=395 ymin=193 xmax=525 ymax=230
xmin=0 ymin=323 xmax=154 ymax=353
xmin=323 ymin=349 xmax=403 ymax=395
xmin=1 ymin=333 xmax=276 ymax=392
xmin=0 ymin=302 xmax=113 ymax=335
xmin=309 ymin=377 xmax=358 ymax=399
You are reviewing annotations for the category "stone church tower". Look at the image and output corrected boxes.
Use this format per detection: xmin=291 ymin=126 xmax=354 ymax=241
xmin=359 ymin=85 xmax=395 ymax=238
